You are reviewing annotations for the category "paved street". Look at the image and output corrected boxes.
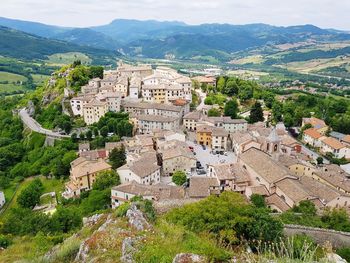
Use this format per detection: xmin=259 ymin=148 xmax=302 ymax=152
xmin=186 ymin=140 xmax=236 ymax=173
xmin=19 ymin=108 xmax=70 ymax=138
xmin=195 ymin=89 xmax=206 ymax=111
xmin=301 ymin=145 xmax=329 ymax=164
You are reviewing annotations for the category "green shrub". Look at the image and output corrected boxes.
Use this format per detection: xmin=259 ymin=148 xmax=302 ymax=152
xmin=166 ymin=192 xmax=283 ymax=245
xmin=0 ymin=235 xmax=12 ymax=248
xmin=172 ymin=171 xmax=187 ymax=186
xmin=115 ymin=202 xmax=130 ymax=217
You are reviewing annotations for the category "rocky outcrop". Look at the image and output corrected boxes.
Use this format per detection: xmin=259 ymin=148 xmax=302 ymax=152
xmin=326 ymin=253 xmax=347 ymax=263
xmin=172 ymin=253 xmax=206 ymax=263
xmin=27 ymin=100 xmax=35 ymax=117
xmin=126 ymin=204 xmax=151 ymax=231
xmin=41 ymin=92 xmax=59 ymax=106
xmin=121 ymin=237 xmax=142 ymax=263
xmin=82 ymin=214 xmax=104 ymax=227
xmin=75 ymin=215 xmax=114 ymax=262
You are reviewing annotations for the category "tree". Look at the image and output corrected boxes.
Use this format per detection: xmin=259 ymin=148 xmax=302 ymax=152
xmin=223 ymin=79 xmax=239 ymax=96
xmin=17 ymin=179 xmax=44 ymax=209
xmin=80 ymin=189 xmax=111 ymax=215
xmin=72 ymin=60 xmax=81 ymax=67
xmin=316 ymin=157 xmax=324 ymax=165
xmin=109 ymin=145 xmax=126 ymax=169
xmin=224 ymin=99 xmax=239 ymax=119
xmin=208 ymin=108 xmax=221 ymax=117
xmin=217 ymin=77 xmax=226 ymax=92
xmin=92 ymin=170 xmax=120 ymax=191
xmin=86 ymin=130 xmax=93 ymax=141
xmin=89 ymin=66 xmax=104 ymax=79
xmin=100 ymin=126 xmax=109 ymax=138
xmin=51 ymin=207 xmax=82 ymax=233
xmin=238 ymin=84 xmax=253 ymax=101
xmin=93 ymin=127 xmax=99 ymax=137
xmin=250 ymin=194 xmax=266 ymax=208
xmin=79 ymin=133 xmax=85 ymax=141
xmin=172 ymin=171 xmax=187 ymax=186
xmin=249 ymin=101 xmax=264 ymax=123
xmin=71 ymin=133 xmax=78 ymax=142
xmin=272 ymin=102 xmax=283 ymax=123
xmin=204 ymin=97 xmax=214 ymax=105
xmin=292 ymin=200 xmax=317 ymax=216
xmin=166 ymin=191 xmax=283 ymax=245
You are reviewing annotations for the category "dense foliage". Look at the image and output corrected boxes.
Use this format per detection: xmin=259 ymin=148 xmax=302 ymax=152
xmin=249 ymin=101 xmax=264 ymax=123
xmin=17 ymin=178 xmax=44 ymax=209
xmin=92 ymin=112 xmax=133 ymax=138
xmin=92 ymin=170 xmax=120 ymax=191
xmin=280 ymin=201 xmax=350 ymax=232
xmin=166 ymin=192 xmax=283 ymax=246
xmin=1 ymin=206 xmax=82 ymax=236
xmin=108 ymin=145 xmax=126 ymax=169
xmin=172 ymin=171 xmax=187 ymax=186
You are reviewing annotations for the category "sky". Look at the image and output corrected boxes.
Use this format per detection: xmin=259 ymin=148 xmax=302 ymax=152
xmin=1 ymin=0 xmax=349 ymax=30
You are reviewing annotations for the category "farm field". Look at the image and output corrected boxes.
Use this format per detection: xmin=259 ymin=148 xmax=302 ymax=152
xmin=0 ymin=71 xmax=27 ymax=82
xmin=275 ymin=56 xmax=350 ymax=74
xmin=0 ymin=71 xmax=28 ymax=93
xmin=32 ymin=74 xmax=49 ymax=85
xmin=46 ymin=52 xmax=92 ymax=66
xmin=230 ymin=55 xmax=265 ymax=65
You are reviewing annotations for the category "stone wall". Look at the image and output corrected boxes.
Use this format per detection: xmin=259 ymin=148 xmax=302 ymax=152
xmin=284 ymin=224 xmax=350 ymax=248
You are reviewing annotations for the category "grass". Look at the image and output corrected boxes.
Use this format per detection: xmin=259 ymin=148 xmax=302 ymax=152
xmin=0 ymin=71 xmax=27 ymax=82
xmin=134 ymin=219 xmax=232 ymax=262
xmin=0 ymin=177 xmax=35 ymax=220
xmin=0 ymin=177 xmax=65 ymax=220
xmin=32 ymin=74 xmax=50 ymax=85
xmin=0 ymin=235 xmax=56 ymax=262
xmin=0 ymin=83 xmax=26 ymax=93
xmin=230 ymin=55 xmax=265 ymax=65
xmin=46 ymin=52 xmax=92 ymax=66
xmin=0 ymin=71 xmax=28 ymax=93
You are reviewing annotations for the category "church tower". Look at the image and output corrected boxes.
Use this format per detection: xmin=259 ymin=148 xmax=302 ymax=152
xmin=266 ymin=127 xmax=281 ymax=160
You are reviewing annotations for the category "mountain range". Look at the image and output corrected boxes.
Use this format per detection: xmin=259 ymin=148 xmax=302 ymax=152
xmin=1 ymin=16 xmax=350 ymax=62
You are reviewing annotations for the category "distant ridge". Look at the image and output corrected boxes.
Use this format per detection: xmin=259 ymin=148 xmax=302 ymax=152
xmin=0 ymin=16 xmax=350 ymax=61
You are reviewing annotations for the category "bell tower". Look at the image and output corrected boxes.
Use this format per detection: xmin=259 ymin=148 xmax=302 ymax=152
xmin=266 ymin=127 xmax=281 ymax=160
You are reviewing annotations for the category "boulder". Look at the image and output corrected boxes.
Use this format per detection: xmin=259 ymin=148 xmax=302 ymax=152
xmin=121 ymin=237 xmax=142 ymax=263
xmin=126 ymin=204 xmax=150 ymax=231
xmin=172 ymin=253 xmax=206 ymax=263
xmin=326 ymin=253 xmax=347 ymax=263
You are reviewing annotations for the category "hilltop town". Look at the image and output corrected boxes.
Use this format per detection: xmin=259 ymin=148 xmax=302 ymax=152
xmin=43 ymin=61 xmax=349 ymax=215
xmin=1 ymin=59 xmax=350 ymax=262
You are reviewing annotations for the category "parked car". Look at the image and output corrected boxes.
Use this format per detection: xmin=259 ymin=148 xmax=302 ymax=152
xmin=224 ymin=152 xmax=228 ymax=156
xmin=196 ymin=169 xmax=206 ymax=175
xmin=196 ymin=161 xmax=202 ymax=169
xmin=202 ymin=144 xmax=206 ymax=150
xmin=219 ymin=151 xmax=224 ymax=155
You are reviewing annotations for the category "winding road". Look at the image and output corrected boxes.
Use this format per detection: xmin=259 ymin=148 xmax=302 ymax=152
xmin=19 ymin=108 xmax=70 ymax=139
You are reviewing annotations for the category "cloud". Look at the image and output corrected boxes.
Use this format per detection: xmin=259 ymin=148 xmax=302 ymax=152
xmin=0 ymin=0 xmax=349 ymax=30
